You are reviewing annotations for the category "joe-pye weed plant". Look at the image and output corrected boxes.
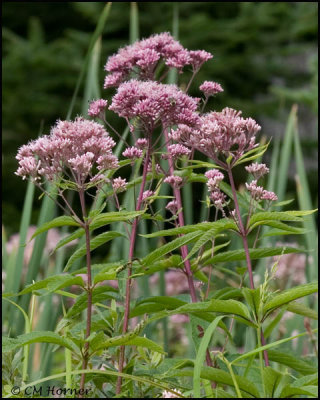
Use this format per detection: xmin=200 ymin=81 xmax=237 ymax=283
xmin=4 ymin=27 xmax=318 ymax=399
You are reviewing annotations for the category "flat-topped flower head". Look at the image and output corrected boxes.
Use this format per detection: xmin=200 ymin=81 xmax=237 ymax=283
xmin=165 ymin=200 xmax=179 ymax=214
xmin=88 ymin=99 xmax=108 ymax=118
xmin=112 ymin=177 xmax=127 ymax=193
xmin=189 ymin=50 xmax=213 ymax=71
xmin=110 ymin=80 xmax=200 ymax=133
xmin=245 ymin=180 xmax=264 ymax=200
xmin=167 ymin=144 xmax=191 ymax=159
xmin=122 ymin=146 xmax=143 ymax=160
xmin=173 ymin=107 xmax=261 ymax=167
xmin=15 ymin=117 xmax=118 ymax=186
xmin=135 ymin=138 xmax=148 ymax=149
xmin=141 ymin=190 xmax=154 ymax=202
xmin=261 ymin=190 xmax=278 ymax=202
xmin=200 ymin=81 xmax=223 ymax=97
xmin=245 ymin=162 xmax=269 ymax=180
xmin=104 ymin=32 xmax=212 ymax=89
xmin=205 ymin=169 xmax=224 ymax=191
xmin=164 ymin=175 xmax=183 ymax=188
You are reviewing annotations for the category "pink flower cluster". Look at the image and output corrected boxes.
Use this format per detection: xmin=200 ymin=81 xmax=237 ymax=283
xmin=15 ymin=117 xmax=118 ymax=185
xmin=199 ymin=81 xmax=223 ymax=97
xmin=165 ymin=144 xmax=191 ymax=159
xmin=122 ymin=146 xmax=143 ymax=160
xmin=141 ymin=190 xmax=154 ymax=202
xmin=164 ymin=175 xmax=183 ymax=188
xmin=112 ymin=177 xmax=127 ymax=193
xmin=204 ymin=169 xmax=226 ymax=209
xmin=173 ymin=107 xmax=261 ymax=165
xmin=88 ymin=99 xmax=108 ymax=118
xmin=246 ymin=180 xmax=277 ymax=202
xmin=165 ymin=200 xmax=178 ymax=214
xmin=245 ymin=162 xmax=269 ymax=180
xmin=135 ymin=138 xmax=148 ymax=149
xmin=109 ymin=80 xmax=200 ymax=133
xmin=104 ymin=32 xmax=212 ymax=88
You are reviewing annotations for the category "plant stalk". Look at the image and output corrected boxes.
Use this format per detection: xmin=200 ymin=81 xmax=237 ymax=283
xmin=163 ymin=129 xmax=216 ymax=378
xmin=79 ymin=188 xmax=93 ymax=396
xmin=116 ymin=138 xmax=151 ymax=395
xmin=227 ymin=166 xmax=269 ymax=367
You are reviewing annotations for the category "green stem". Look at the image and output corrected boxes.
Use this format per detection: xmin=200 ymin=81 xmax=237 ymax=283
xmin=257 ymin=326 xmax=266 ymax=398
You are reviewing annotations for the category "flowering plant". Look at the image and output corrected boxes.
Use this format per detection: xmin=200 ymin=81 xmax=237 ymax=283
xmin=4 ymin=30 xmax=318 ymax=399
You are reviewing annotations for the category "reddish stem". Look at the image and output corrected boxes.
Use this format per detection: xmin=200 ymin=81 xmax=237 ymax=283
xmin=78 ymin=188 xmax=93 ymax=396
xmin=227 ymin=166 xmax=269 ymax=366
xmin=116 ymin=138 xmax=151 ymax=394
xmin=163 ymin=129 xmax=216 ymax=378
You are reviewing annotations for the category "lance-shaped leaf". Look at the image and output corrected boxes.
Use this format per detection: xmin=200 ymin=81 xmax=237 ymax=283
xmin=19 ymin=274 xmax=85 ymax=295
xmin=259 ymin=350 xmax=317 ymax=376
xmin=263 ymin=282 xmax=318 ymax=316
xmin=171 ymin=367 xmax=260 ymax=398
xmin=90 ymin=210 xmax=146 ymax=230
xmin=286 ymin=301 xmax=318 ymax=320
xmin=204 ymin=246 xmax=302 ymax=265
xmin=30 ymin=216 xmax=81 ymax=241
xmin=2 ymin=331 xmax=79 ymax=354
xmin=142 ymin=231 xmax=202 ymax=266
xmin=64 ymin=231 xmax=125 ymax=272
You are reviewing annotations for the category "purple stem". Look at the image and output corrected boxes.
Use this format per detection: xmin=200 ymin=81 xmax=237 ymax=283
xmin=163 ymin=129 xmax=216 ymax=377
xmin=78 ymin=188 xmax=93 ymax=395
xmin=227 ymin=166 xmax=269 ymax=366
xmin=116 ymin=138 xmax=151 ymax=394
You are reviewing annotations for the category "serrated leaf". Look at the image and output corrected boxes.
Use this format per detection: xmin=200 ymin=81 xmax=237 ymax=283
xmin=286 ymin=301 xmax=318 ymax=319
xmin=141 ymin=218 xmax=238 ymax=239
xmin=142 ymin=231 xmax=202 ymax=266
xmin=93 ymin=270 xmax=117 ymax=285
xmin=185 ymin=227 xmax=218 ymax=261
xmin=64 ymin=231 xmax=125 ymax=272
xmin=280 ymin=385 xmax=318 ymax=398
xmin=263 ymin=367 xmax=284 ymax=398
xmin=125 ymin=337 xmax=165 ymax=354
xmin=172 ymin=367 xmax=260 ymax=398
xmin=51 ymin=228 xmax=85 ymax=254
xmin=264 ymin=350 xmax=317 ymax=376
xmin=2 ymin=331 xmax=79 ymax=354
xmin=66 ymin=286 xmax=118 ymax=318
xmin=204 ymin=246 xmax=302 ymax=265
xmin=30 ymin=216 xmax=81 ymax=241
xmin=19 ymin=274 xmax=84 ymax=295
xmin=263 ymin=282 xmax=318 ymax=315
xmin=90 ymin=210 xmax=145 ymax=230
xmin=249 ymin=212 xmax=303 ymax=230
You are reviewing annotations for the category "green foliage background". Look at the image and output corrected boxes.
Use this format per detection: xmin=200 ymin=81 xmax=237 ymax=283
xmin=2 ymin=1 xmax=318 ymax=233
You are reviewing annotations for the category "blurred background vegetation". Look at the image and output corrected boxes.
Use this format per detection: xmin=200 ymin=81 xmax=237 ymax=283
xmin=2 ymin=1 xmax=318 ymax=234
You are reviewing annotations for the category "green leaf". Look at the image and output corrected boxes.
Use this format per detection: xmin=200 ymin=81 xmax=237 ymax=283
xmin=66 ymin=286 xmax=118 ymax=318
xmin=185 ymin=227 xmax=218 ymax=261
xmin=263 ymin=367 xmax=284 ymax=398
xmin=142 ymin=231 xmax=202 ymax=266
xmin=125 ymin=337 xmax=165 ymax=354
xmin=204 ymin=246 xmax=302 ymax=265
xmin=193 ymin=316 xmax=225 ymax=398
xmin=172 ymin=367 xmax=260 ymax=398
xmin=19 ymin=274 xmax=85 ymax=295
xmin=141 ymin=218 xmax=238 ymax=238
xmin=93 ymin=270 xmax=117 ymax=285
xmin=264 ymin=350 xmax=317 ymax=376
xmin=64 ymin=231 xmax=124 ymax=272
xmin=286 ymin=301 xmax=318 ymax=319
xmin=90 ymin=210 xmax=145 ymax=230
xmin=263 ymin=282 xmax=318 ymax=315
xmin=2 ymin=331 xmax=79 ymax=354
xmin=249 ymin=211 xmax=303 ymax=228
xmin=50 ymin=228 xmax=85 ymax=254
xmin=280 ymin=385 xmax=318 ymax=398
xmin=30 ymin=216 xmax=81 ymax=241
xmin=234 ymin=142 xmax=270 ymax=167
